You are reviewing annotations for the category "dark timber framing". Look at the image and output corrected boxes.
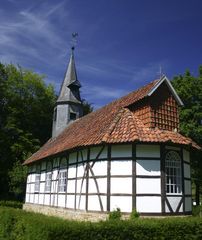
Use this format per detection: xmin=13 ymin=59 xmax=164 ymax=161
xmin=65 ymin=153 xmax=69 ymax=208
xmin=85 ymin=148 xmax=90 ymax=211
xmin=107 ymin=145 xmax=111 ymax=212
xmin=25 ymin=143 xmax=193 ymax=216
xmin=160 ymin=144 xmax=165 ymax=213
xmin=132 ymin=143 xmax=136 ymax=210
xmin=180 ymin=147 xmax=185 ymax=213
xmin=74 ymin=151 xmax=79 ymax=210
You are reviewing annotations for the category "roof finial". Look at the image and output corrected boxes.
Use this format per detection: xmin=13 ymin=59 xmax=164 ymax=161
xmin=157 ymin=65 xmax=164 ymax=79
xmin=71 ymin=32 xmax=78 ymax=52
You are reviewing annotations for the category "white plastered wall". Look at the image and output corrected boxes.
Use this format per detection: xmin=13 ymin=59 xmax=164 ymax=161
xmin=90 ymin=146 xmax=107 ymax=159
xmin=58 ymin=194 xmax=66 ymax=208
xmin=110 ymin=145 xmax=132 ymax=213
xmin=110 ymin=196 xmax=132 ymax=212
xmin=136 ymin=196 xmax=161 ymax=213
xmin=185 ymin=197 xmax=192 ymax=212
xmin=136 ymin=144 xmax=161 ymax=213
xmin=136 ymin=160 xmax=160 ymax=176
xmin=111 ymin=145 xmax=132 ymax=158
xmin=136 ymin=144 xmax=160 ymax=158
xmin=165 ymin=197 xmax=182 ymax=212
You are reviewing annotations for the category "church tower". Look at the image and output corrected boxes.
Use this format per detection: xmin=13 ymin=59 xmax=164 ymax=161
xmin=52 ymin=47 xmax=83 ymax=137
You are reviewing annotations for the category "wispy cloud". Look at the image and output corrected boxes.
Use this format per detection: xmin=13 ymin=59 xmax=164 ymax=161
xmin=0 ymin=1 xmax=68 ymax=66
xmin=83 ymin=85 xmax=128 ymax=100
xmin=130 ymin=60 xmax=170 ymax=84
xmin=81 ymin=84 xmax=128 ymax=109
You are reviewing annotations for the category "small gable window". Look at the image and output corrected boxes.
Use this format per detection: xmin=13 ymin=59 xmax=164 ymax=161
xmin=165 ymin=151 xmax=182 ymax=194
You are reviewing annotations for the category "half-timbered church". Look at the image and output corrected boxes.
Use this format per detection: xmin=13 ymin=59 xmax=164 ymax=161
xmin=23 ymin=47 xmax=200 ymax=220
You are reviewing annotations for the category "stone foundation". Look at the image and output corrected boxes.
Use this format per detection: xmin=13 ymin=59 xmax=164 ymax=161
xmin=23 ymin=203 xmax=109 ymax=222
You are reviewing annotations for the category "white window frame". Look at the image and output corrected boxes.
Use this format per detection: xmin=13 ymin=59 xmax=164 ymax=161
xmin=34 ymin=174 xmax=40 ymax=192
xmin=165 ymin=150 xmax=182 ymax=195
xmin=58 ymin=170 xmax=67 ymax=193
xmin=45 ymin=172 xmax=52 ymax=192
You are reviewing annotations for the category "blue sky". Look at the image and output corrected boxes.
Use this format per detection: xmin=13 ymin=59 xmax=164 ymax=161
xmin=1 ymin=0 xmax=202 ymax=109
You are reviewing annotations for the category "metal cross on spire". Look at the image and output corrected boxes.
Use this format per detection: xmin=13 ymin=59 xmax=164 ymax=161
xmin=71 ymin=32 xmax=78 ymax=51
xmin=157 ymin=65 xmax=164 ymax=79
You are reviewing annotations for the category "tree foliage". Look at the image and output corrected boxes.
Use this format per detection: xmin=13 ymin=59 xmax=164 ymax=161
xmin=0 ymin=63 xmax=56 ymax=200
xmin=172 ymin=68 xmax=202 ymax=143
xmin=81 ymin=99 xmax=93 ymax=116
xmin=172 ymin=67 xmax=202 ymax=204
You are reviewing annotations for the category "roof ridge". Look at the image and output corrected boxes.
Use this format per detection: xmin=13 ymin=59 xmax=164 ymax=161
xmin=102 ymin=108 xmax=126 ymax=142
xmin=122 ymin=108 xmax=139 ymax=141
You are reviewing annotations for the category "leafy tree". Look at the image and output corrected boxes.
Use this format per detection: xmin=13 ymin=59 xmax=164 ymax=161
xmin=0 ymin=63 xmax=56 ymax=200
xmin=8 ymin=161 xmax=28 ymax=200
xmin=172 ymin=67 xmax=202 ymax=204
xmin=81 ymin=99 xmax=93 ymax=115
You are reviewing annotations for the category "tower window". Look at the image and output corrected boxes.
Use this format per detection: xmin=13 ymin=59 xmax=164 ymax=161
xmin=70 ymin=112 xmax=77 ymax=120
xmin=165 ymin=151 xmax=182 ymax=194
xmin=53 ymin=108 xmax=57 ymax=121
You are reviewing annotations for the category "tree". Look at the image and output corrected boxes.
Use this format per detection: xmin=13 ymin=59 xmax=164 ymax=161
xmin=8 ymin=161 xmax=28 ymax=200
xmin=0 ymin=63 xmax=56 ymax=200
xmin=81 ymin=99 xmax=93 ymax=116
xmin=172 ymin=67 xmax=202 ymax=205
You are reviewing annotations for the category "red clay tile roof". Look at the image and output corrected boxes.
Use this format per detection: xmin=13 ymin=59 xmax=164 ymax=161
xmin=24 ymin=79 xmax=200 ymax=165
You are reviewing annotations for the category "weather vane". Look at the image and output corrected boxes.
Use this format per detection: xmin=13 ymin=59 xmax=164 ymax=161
xmin=71 ymin=32 xmax=78 ymax=51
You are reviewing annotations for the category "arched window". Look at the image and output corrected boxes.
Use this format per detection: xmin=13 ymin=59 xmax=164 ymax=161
xmin=45 ymin=162 xmax=52 ymax=192
xmin=34 ymin=164 xmax=41 ymax=193
xmin=165 ymin=151 xmax=182 ymax=194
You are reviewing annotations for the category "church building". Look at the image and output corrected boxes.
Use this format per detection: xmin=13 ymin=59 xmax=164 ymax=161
xmin=23 ymin=47 xmax=200 ymax=220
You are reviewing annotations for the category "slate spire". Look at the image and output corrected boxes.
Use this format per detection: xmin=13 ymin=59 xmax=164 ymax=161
xmin=57 ymin=47 xmax=81 ymax=103
xmin=52 ymin=47 xmax=83 ymax=138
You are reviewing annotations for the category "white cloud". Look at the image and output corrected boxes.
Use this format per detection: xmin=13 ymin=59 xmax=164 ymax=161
xmin=82 ymin=85 xmax=128 ymax=100
xmin=131 ymin=61 xmax=170 ymax=83
xmin=0 ymin=1 xmax=68 ymax=66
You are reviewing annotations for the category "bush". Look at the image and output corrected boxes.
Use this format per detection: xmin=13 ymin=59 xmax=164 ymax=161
xmin=1 ymin=206 xmax=202 ymax=240
xmin=0 ymin=201 xmax=23 ymax=209
xmin=130 ymin=208 xmax=140 ymax=220
xmin=192 ymin=205 xmax=202 ymax=217
xmin=108 ymin=208 xmax=122 ymax=221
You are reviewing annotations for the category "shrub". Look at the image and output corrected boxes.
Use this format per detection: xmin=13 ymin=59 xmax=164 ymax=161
xmin=1 ymin=206 xmax=202 ymax=240
xmin=0 ymin=200 xmax=23 ymax=209
xmin=192 ymin=205 xmax=202 ymax=217
xmin=108 ymin=207 xmax=122 ymax=221
xmin=130 ymin=208 xmax=140 ymax=220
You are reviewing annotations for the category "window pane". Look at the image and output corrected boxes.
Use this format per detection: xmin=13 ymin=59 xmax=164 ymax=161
xmin=34 ymin=174 xmax=40 ymax=192
xmin=45 ymin=172 xmax=52 ymax=192
xmin=165 ymin=151 xmax=182 ymax=194
xmin=58 ymin=170 xmax=67 ymax=192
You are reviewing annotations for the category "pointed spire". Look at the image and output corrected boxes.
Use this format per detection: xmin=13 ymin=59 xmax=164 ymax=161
xmin=57 ymin=47 xmax=81 ymax=103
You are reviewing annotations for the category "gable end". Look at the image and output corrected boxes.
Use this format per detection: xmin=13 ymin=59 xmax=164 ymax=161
xmin=148 ymin=76 xmax=184 ymax=106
